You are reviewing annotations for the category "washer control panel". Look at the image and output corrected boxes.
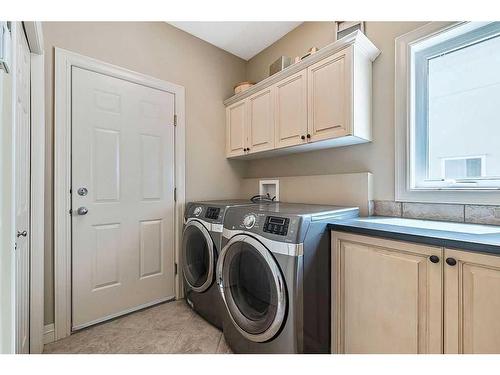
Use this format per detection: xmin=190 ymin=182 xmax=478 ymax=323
xmin=205 ymin=207 xmax=220 ymax=220
xmin=263 ymin=216 xmax=290 ymax=236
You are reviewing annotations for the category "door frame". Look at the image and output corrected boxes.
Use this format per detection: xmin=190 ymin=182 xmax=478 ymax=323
xmin=53 ymin=48 xmax=186 ymax=341
xmin=10 ymin=22 xmax=45 ymax=354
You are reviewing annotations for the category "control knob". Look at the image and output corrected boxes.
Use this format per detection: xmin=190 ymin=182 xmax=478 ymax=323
xmin=193 ymin=206 xmax=203 ymax=216
xmin=243 ymin=214 xmax=256 ymax=229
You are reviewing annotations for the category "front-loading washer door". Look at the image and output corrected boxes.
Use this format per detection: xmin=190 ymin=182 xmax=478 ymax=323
xmin=217 ymin=235 xmax=287 ymax=343
xmin=182 ymin=220 xmax=215 ymax=293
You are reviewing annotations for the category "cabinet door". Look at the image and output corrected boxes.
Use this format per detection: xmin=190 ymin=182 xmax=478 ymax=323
xmin=332 ymin=232 xmax=443 ymax=354
xmin=274 ymin=70 xmax=307 ymax=148
xmin=247 ymin=87 xmax=274 ymax=154
xmin=444 ymin=248 xmax=500 ymax=354
xmin=308 ymin=47 xmax=352 ymax=142
xmin=226 ymin=101 xmax=247 ymax=157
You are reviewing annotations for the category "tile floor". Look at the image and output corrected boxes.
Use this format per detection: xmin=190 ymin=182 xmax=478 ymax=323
xmin=43 ymin=300 xmax=232 ymax=354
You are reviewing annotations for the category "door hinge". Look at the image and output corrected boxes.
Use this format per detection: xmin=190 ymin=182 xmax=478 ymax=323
xmin=69 ymin=208 xmax=72 ymax=215
xmin=174 ymin=262 xmax=178 ymax=275
xmin=173 ymin=114 xmax=177 ymax=126
xmin=174 ymin=187 xmax=177 ymax=202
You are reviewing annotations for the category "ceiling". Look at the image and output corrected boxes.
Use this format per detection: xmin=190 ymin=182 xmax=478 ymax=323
xmin=168 ymin=22 xmax=303 ymax=60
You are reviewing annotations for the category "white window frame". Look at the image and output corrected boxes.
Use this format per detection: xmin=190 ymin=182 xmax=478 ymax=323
xmin=395 ymin=21 xmax=500 ymax=205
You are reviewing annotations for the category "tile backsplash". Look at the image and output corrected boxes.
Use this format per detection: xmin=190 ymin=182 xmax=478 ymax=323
xmin=372 ymin=200 xmax=500 ymax=226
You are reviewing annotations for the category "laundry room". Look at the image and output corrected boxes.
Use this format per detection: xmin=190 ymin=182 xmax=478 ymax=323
xmin=1 ymin=1 xmax=500 ymax=373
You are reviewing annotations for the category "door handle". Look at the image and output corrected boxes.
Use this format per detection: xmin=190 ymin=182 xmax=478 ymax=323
xmin=17 ymin=230 xmax=27 ymax=238
xmin=77 ymin=207 xmax=89 ymax=215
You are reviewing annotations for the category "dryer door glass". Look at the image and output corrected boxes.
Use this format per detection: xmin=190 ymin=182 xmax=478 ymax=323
xmin=220 ymin=236 xmax=286 ymax=342
xmin=182 ymin=221 xmax=214 ymax=292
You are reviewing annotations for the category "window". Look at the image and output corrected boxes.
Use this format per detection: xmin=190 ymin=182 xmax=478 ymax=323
xmin=396 ymin=22 xmax=500 ymax=203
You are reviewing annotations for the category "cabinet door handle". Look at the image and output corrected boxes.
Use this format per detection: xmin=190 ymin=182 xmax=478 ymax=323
xmin=446 ymin=257 xmax=457 ymax=266
xmin=429 ymin=255 xmax=440 ymax=263
xmin=301 ymin=135 xmax=305 ymax=140
xmin=306 ymin=134 xmax=311 ymax=139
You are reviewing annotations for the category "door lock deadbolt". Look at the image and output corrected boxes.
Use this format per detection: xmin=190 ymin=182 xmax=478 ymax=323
xmin=77 ymin=187 xmax=88 ymax=196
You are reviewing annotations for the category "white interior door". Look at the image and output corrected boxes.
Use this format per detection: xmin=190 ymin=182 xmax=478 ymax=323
xmin=14 ymin=24 xmax=31 ymax=354
xmin=71 ymin=67 xmax=176 ymax=329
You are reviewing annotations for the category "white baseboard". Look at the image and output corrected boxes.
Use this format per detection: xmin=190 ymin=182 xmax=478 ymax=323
xmin=43 ymin=323 xmax=55 ymax=344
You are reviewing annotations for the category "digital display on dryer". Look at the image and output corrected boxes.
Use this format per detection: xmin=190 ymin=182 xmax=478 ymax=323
xmin=264 ymin=216 xmax=289 ymax=236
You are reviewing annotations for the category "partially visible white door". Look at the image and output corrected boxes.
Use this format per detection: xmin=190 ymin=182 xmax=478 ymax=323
xmin=15 ymin=24 xmax=31 ymax=354
xmin=71 ymin=67 xmax=176 ymax=329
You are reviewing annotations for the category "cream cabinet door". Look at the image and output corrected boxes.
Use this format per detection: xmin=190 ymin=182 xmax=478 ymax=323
xmin=247 ymin=87 xmax=274 ymax=154
xmin=332 ymin=232 xmax=443 ymax=354
xmin=274 ymin=70 xmax=308 ymax=148
xmin=226 ymin=101 xmax=247 ymax=157
xmin=308 ymin=47 xmax=352 ymax=142
xmin=444 ymin=248 xmax=500 ymax=354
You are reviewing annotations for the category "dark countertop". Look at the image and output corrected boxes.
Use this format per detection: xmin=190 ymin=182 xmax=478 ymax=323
xmin=328 ymin=216 xmax=500 ymax=256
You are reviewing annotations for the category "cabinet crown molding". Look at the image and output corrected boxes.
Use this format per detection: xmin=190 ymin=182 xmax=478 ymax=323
xmin=224 ymin=31 xmax=380 ymax=107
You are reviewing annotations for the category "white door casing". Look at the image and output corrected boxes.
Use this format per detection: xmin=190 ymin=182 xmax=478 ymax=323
xmin=71 ymin=67 xmax=176 ymax=329
xmin=14 ymin=24 xmax=31 ymax=354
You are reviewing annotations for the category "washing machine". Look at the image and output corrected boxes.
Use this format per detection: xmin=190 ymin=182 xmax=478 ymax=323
xmin=217 ymin=203 xmax=359 ymax=353
xmin=182 ymin=200 xmax=260 ymax=329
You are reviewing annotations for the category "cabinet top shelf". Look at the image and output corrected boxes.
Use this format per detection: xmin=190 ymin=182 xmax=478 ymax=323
xmin=224 ymin=31 xmax=380 ymax=107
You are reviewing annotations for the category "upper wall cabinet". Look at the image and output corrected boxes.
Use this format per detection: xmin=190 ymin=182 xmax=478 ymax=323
xmin=226 ymin=100 xmax=247 ymax=157
xmin=247 ymin=87 xmax=275 ymax=154
xmin=308 ymin=48 xmax=351 ymax=142
xmin=275 ymin=70 xmax=308 ymax=148
xmin=224 ymin=31 xmax=380 ymax=159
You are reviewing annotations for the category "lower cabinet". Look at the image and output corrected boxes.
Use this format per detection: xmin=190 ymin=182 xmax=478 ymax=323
xmin=444 ymin=248 xmax=500 ymax=354
xmin=331 ymin=232 xmax=443 ymax=354
xmin=332 ymin=231 xmax=500 ymax=354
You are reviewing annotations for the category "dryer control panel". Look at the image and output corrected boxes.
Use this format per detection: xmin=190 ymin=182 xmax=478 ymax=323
xmin=263 ymin=216 xmax=289 ymax=236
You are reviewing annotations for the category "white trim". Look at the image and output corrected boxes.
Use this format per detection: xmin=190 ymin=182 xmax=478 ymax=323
xmin=23 ymin=22 xmax=44 ymax=55
xmin=43 ymin=324 xmax=55 ymax=345
xmin=26 ymin=20 xmax=45 ymax=355
xmin=0 ymin=22 xmax=16 ymax=355
xmin=54 ymin=48 xmax=185 ymax=340
xmin=395 ymin=21 xmax=500 ymax=205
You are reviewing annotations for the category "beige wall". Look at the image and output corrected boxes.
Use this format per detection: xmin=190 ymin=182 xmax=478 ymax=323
xmin=42 ymin=22 xmax=247 ymax=324
xmin=244 ymin=21 xmax=426 ymax=201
